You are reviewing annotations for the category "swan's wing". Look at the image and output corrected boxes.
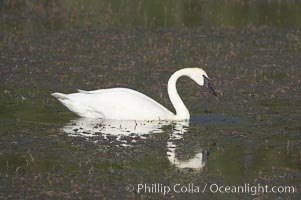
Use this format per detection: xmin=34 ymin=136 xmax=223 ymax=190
xmin=67 ymin=88 xmax=174 ymax=120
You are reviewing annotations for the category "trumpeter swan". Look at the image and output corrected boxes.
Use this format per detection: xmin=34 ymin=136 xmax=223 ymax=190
xmin=52 ymin=68 xmax=217 ymax=120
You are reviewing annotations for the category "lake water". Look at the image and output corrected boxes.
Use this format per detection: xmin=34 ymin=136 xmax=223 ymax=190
xmin=0 ymin=0 xmax=300 ymax=199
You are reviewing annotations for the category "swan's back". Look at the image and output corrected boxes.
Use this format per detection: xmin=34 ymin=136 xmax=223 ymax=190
xmin=52 ymin=88 xmax=174 ymax=120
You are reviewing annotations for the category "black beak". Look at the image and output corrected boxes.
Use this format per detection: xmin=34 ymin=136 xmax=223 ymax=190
xmin=203 ymin=75 xmax=218 ymax=96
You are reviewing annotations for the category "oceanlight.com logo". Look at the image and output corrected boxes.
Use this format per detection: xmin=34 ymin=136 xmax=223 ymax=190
xmin=209 ymin=183 xmax=296 ymax=196
xmin=125 ymin=183 xmax=296 ymax=196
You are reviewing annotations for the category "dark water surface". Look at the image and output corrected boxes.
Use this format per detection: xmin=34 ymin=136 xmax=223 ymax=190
xmin=0 ymin=0 xmax=300 ymax=199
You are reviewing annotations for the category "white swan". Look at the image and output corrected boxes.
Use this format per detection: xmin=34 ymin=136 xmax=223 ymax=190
xmin=51 ymin=68 xmax=217 ymax=120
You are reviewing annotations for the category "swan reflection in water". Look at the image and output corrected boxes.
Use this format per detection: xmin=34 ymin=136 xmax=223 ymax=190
xmin=62 ymin=118 xmax=208 ymax=170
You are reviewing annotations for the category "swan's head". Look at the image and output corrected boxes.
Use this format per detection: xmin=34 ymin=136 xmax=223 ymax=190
xmin=188 ymin=68 xmax=218 ymax=96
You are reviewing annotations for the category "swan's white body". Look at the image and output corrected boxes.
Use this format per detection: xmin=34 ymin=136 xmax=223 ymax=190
xmin=52 ymin=68 xmax=214 ymax=120
xmin=53 ymin=88 xmax=173 ymax=120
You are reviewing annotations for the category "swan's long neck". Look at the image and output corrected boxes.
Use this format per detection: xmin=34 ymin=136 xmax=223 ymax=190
xmin=168 ymin=69 xmax=190 ymax=120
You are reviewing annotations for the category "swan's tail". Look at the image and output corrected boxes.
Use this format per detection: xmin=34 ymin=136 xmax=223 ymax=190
xmin=51 ymin=92 xmax=76 ymax=110
xmin=51 ymin=92 xmax=79 ymax=115
xmin=51 ymin=93 xmax=69 ymax=100
xmin=51 ymin=93 xmax=73 ymax=108
xmin=51 ymin=92 xmax=99 ymax=118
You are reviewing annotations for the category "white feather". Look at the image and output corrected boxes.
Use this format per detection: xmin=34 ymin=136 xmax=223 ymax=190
xmin=52 ymin=68 xmax=214 ymax=120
